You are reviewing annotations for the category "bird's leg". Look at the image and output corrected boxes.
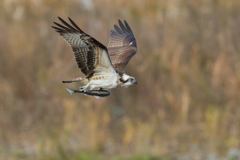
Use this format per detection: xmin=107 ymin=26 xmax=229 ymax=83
xmin=79 ymin=87 xmax=84 ymax=91
xmin=79 ymin=84 xmax=90 ymax=92
xmin=79 ymin=87 xmax=89 ymax=93
xmin=98 ymin=88 xmax=103 ymax=91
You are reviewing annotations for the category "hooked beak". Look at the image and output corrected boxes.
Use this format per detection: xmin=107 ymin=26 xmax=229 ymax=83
xmin=133 ymin=79 xmax=137 ymax=84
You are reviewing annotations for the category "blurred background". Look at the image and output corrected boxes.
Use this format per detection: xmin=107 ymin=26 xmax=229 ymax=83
xmin=1 ymin=0 xmax=240 ymax=159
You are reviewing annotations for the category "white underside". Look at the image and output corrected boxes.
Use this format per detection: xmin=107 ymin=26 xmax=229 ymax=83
xmin=80 ymin=72 xmax=120 ymax=90
xmin=80 ymin=49 xmax=120 ymax=90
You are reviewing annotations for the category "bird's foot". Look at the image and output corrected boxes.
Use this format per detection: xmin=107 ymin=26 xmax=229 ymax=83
xmin=84 ymin=90 xmax=89 ymax=93
xmin=98 ymin=88 xmax=103 ymax=91
xmin=79 ymin=87 xmax=86 ymax=91
xmin=79 ymin=87 xmax=90 ymax=93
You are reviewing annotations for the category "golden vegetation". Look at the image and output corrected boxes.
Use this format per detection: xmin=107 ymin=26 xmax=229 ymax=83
xmin=1 ymin=0 xmax=240 ymax=159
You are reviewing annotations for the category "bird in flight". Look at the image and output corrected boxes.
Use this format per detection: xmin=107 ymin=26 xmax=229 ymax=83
xmin=52 ymin=17 xmax=137 ymax=94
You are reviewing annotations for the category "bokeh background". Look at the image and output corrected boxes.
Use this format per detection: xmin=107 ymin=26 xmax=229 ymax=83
xmin=1 ymin=0 xmax=240 ymax=159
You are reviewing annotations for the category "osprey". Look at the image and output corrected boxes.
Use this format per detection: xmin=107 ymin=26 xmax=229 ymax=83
xmin=52 ymin=17 xmax=137 ymax=93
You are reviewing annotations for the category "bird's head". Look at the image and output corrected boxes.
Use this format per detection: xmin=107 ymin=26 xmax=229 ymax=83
xmin=120 ymin=74 xmax=137 ymax=88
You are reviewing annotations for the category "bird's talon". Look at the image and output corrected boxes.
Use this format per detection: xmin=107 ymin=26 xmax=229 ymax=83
xmin=79 ymin=88 xmax=85 ymax=92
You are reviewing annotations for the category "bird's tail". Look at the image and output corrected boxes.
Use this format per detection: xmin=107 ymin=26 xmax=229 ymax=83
xmin=62 ymin=77 xmax=86 ymax=83
xmin=66 ymin=88 xmax=75 ymax=95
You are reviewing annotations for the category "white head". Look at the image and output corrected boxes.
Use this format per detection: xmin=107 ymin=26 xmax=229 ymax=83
xmin=120 ymin=74 xmax=137 ymax=88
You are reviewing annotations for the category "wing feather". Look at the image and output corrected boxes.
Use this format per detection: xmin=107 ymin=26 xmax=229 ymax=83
xmin=124 ymin=20 xmax=134 ymax=35
xmin=114 ymin=25 xmax=124 ymax=34
xmin=52 ymin=17 xmax=115 ymax=77
xmin=58 ymin=17 xmax=79 ymax=32
xmin=118 ymin=20 xmax=128 ymax=33
xmin=108 ymin=20 xmax=137 ymax=74
xmin=67 ymin=17 xmax=84 ymax=32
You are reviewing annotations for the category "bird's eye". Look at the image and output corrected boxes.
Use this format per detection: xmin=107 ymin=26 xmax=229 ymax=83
xmin=129 ymin=78 xmax=131 ymax=81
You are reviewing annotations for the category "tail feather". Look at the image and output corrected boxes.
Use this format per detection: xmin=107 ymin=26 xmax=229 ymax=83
xmin=66 ymin=88 xmax=75 ymax=95
xmin=62 ymin=77 xmax=86 ymax=83
xmin=62 ymin=80 xmax=73 ymax=83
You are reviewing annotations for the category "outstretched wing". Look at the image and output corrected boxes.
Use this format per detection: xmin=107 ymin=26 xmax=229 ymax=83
xmin=52 ymin=17 xmax=115 ymax=77
xmin=108 ymin=20 xmax=137 ymax=74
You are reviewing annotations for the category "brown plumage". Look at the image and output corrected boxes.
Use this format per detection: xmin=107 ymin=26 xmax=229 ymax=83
xmin=52 ymin=17 xmax=138 ymax=95
xmin=52 ymin=17 xmax=113 ymax=78
xmin=108 ymin=20 xmax=137 ymax=74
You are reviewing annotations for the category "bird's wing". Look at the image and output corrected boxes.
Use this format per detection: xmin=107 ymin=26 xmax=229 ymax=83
xmin=108 ymin=20 xmax=137 ymax=74
xmin=52 ymin=17 xmax=116 ymax=77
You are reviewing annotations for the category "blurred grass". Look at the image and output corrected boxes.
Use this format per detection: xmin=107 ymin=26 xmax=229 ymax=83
xmin=1 ymin=0 xmax=240 ymax=159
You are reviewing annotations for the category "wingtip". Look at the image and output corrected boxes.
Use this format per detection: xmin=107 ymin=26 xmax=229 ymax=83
xmin=51 ymin=26 xmax=59 ymax=31
xmin=124 ymin=20 xmax=133 ymax=35
xmin=67 ymin=17 xmax=74 ymax=24
xmin=58 ymin=16 xmax=65 ymax=22
xmin=53 ymin=22 xmax=58 ymax=25
xmin=118 ymin=19 xmax=122 ymax=25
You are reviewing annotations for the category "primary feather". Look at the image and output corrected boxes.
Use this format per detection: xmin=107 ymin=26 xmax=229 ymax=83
xmin=52 ymin=17 xmax=115 ymax=77
xmin=52 ymin=17 xmax=138 ymax=94
xmin=108 ymin=20 xmax=137 ymax=74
